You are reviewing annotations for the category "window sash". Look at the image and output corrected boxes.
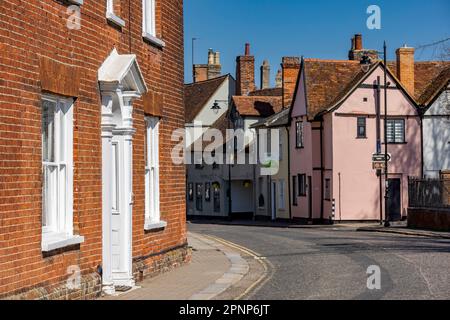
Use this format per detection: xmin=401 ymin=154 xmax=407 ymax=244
xmin=143 ymin=0 xmax=156 ymax=36
xmin=298 ymin=174 xmax=306 ymax=196
xmin=386 ymin=119 xmax=405 ymax=143
xmin=357 ymin=117 xmax=366 ymax=138
xmin=296 ymin=121 xmax=304 ymax=148
xmin=41 ymin=96 xmax=73 ymax=236
xmin=292 ymin=176 xmax=298 ymax=205
xmin=145 ymin=117 xmax=160 ymax=223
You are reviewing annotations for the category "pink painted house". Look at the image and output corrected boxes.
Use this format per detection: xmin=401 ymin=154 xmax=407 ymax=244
xmin=289 ymin=49 xmax=422 ymax=222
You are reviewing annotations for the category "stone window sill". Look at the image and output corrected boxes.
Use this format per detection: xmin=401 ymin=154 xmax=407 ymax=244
xmin=144 ymin=220 xmax=167 ymax=231
xmin=143 ymin=32 xmax=166 ymax=48
xmin=107 ymin=12 xmax=126 ymax=28
xmin=42 ymin=232 xmax=84 ymax=252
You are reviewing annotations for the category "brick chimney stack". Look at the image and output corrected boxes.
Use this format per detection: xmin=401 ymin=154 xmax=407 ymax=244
xmin=260 ymin=60 xmax=271 ymax=90
xmin=396 ymin=45 xmax=415 ymax=95
xmin=281 ymin=57 xmax=301 ymax=108
xmin=354 ymin=34 xmax=363 ymax=50
xmin=193 ymin=48 xmax=222 ymax=82
xmin=348 ymin=33 xmax=379 ymax=62
xmin=236 ymin=43 xmax=256 ymax=95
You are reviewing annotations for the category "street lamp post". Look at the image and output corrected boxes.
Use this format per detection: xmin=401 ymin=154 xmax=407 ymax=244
xmin=383 ymin=41 xmax=391 ymax=228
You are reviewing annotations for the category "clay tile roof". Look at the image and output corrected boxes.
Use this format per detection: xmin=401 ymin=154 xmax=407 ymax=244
xmin=303 ymin=59 xmax=364 ymax=119
xmin=232 ymin=96 xmax=283 ymax=117
xmin=248 ymin=87 xmax=283 ymax=97
xmin=417 ymin=67 xmax=450 ymax=106
xmin=387 ymin=61 xmax=450 ymax=102
xmin=251 ymin=108 xmax=290 ymax=128
xmin=184 ymin=74 xmax=229 ymax=123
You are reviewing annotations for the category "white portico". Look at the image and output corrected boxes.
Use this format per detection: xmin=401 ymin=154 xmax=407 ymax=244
xmin=98 ymin=49 xmax=147 ymax=295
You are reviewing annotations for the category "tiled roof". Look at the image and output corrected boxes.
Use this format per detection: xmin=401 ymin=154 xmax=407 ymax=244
xmin=232 ymin=96 xmax=283 ymax=117
xmin=248 ymin=87 xmax=283 ymax=97
xmin=251 ymin=108 xmax=290 ymax=128
xmin=302 ymin=59 xmax=364 ymax=119
xmin=184 ymin=74 xmax=229 ymax=123
xmin=386 ymin=61 xmax=450 ymax=103
xmin=416 ymin=64 xmax=450 ymax=106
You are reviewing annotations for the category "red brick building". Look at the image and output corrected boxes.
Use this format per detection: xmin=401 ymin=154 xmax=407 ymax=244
xmin=0 ymin=0 xmax=189 ymax=299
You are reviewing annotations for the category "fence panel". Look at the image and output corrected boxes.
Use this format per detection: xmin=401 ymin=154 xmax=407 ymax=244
xmin=408 ymin=177 xmax=450 ymax=209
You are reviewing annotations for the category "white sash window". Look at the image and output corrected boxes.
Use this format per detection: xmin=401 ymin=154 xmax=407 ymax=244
xmin=106 ymin=0 xmax=126 ymax=27
xmin=145 ymin=116 xmax=165 ymax=230
xmin=41 ymin=95 xmax=82 ymax=252
xmin=143 ymin=0 xmax=156 ymax=37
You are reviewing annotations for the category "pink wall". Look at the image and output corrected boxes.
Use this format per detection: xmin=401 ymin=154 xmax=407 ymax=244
xmin=290 ymin=64 xmax=421 ymax=222
xmin=331 ymin=67 xmax=421 ymax=221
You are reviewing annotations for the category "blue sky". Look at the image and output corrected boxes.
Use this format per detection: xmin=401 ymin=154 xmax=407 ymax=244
xmin=184 ymin=0 xmax=450 ymax=86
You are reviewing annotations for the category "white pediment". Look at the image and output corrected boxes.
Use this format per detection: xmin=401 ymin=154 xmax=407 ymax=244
xmin=98 ymin=48 xmax=147 ymax=94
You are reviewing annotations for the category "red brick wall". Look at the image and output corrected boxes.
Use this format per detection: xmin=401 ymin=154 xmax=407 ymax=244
xmin=0 ymin=0 xmax=187 ymax=298
xmin=282 ymin=57 xmax=301 ymax=108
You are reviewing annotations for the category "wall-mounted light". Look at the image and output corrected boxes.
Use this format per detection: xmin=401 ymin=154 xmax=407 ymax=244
xmin=211 ymin=102 xmax=221 ymax=114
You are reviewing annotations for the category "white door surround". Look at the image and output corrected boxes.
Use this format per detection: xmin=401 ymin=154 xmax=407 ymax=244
xmin=98 ymin=49 xmax=147 ymax=295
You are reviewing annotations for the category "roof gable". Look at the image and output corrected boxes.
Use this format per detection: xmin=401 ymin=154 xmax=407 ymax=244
xmin=184 ymin=74 xmax=230 ymax=123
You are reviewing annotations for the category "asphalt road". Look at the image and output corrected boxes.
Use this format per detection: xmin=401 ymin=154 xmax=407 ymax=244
xmin=188 ymin=222 xmax=450 ymax=300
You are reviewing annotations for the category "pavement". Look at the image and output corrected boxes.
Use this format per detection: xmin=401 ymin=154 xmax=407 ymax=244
xmin=189 ymin=221 xmax=450 ymax=300
xmin=101 ymin=232 xmax=267 ymax=300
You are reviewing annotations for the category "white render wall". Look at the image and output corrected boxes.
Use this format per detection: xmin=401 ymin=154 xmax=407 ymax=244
xmin=423 ymin=87 xmax=450 ymax=178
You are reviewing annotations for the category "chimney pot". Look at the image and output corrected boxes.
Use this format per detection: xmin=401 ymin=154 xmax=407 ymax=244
xmin=245 ymin=43 xmax=250 ymax=56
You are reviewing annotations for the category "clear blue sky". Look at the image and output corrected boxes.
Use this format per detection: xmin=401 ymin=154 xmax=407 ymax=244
xmin=184 ymin=0 xmax=450 ymax=86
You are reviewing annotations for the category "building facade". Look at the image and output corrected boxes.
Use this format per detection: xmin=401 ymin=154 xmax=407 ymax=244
xmin=0 ymin=0 xmax=188 ymax=299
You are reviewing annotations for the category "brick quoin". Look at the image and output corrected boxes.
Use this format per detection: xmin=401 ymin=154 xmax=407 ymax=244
xmin=0 ymin=0 xmax=188 ymax=299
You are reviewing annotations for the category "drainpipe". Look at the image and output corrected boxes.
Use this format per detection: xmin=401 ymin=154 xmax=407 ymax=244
xmin=420 ymin=109 xmax=424 ymax=178
xmin=320 ymin=117 xmax=324 ymax=222
xmin=286 ymin=126 xmax=292 ymax=220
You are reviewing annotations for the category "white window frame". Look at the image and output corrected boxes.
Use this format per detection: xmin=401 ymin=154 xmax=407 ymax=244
xmin=278 ymin=180 xmax=285 ymax=210
xmin=144 ymin=116 xmax=166 ymax=230
xmin=296 ymin=120 xmax=304 ymax=148
xmin=142 ymin=0 xmax=166 ymax=47
xmin=386 ymin=119 xmax=406 ymax=144
xmin=106 ymin=0 xmax=126 ymax=28
xmin=41 ymin=94 xmax=83 ymax=252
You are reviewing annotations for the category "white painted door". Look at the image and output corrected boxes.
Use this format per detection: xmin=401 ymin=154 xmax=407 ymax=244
xmin=110 ymin=135 xmax=132 ymax=283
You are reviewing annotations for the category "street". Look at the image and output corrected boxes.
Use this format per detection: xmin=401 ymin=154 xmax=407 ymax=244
xmin=188 ymin=222 xmax=450 ymax=300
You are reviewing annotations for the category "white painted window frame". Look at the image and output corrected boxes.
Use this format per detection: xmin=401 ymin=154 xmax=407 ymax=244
xmin=68 ymin=0 xmax=83 ymax=5
xmin=106 ymin=0 xmax=126 ymax=28
xmin=142 ymin=0 xmax=165 ymax=47
xmin=41 ymin=94 xmax=83 ymax=252
xmin=144 ymin=116 xmax=166 ymax=230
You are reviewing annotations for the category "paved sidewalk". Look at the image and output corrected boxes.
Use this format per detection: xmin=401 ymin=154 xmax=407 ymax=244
xmin=102 ymin=232 xmax=250 ymax=300
xmin=356 ymin=224 xmax=450 ymax=239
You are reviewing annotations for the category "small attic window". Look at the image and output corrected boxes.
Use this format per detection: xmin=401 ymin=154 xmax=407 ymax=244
xmin=363 ymin=97 xmax=368 ymax=102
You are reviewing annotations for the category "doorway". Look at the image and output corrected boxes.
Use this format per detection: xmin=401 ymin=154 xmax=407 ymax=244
xmin=271 ymin=181 xmax=277 ymax=220
xmin=387 ymin=178 xmax=401 ymax=221
xmin=308 ymin=176 xmax=313 ymax=220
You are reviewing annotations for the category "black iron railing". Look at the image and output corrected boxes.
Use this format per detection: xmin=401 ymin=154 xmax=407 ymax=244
xmin=408 ymin=177 xmax=450 ymax=209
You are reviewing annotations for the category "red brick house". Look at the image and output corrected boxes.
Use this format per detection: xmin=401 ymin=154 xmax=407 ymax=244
xmin=0 ymin=0 xmax=189 ymax=299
